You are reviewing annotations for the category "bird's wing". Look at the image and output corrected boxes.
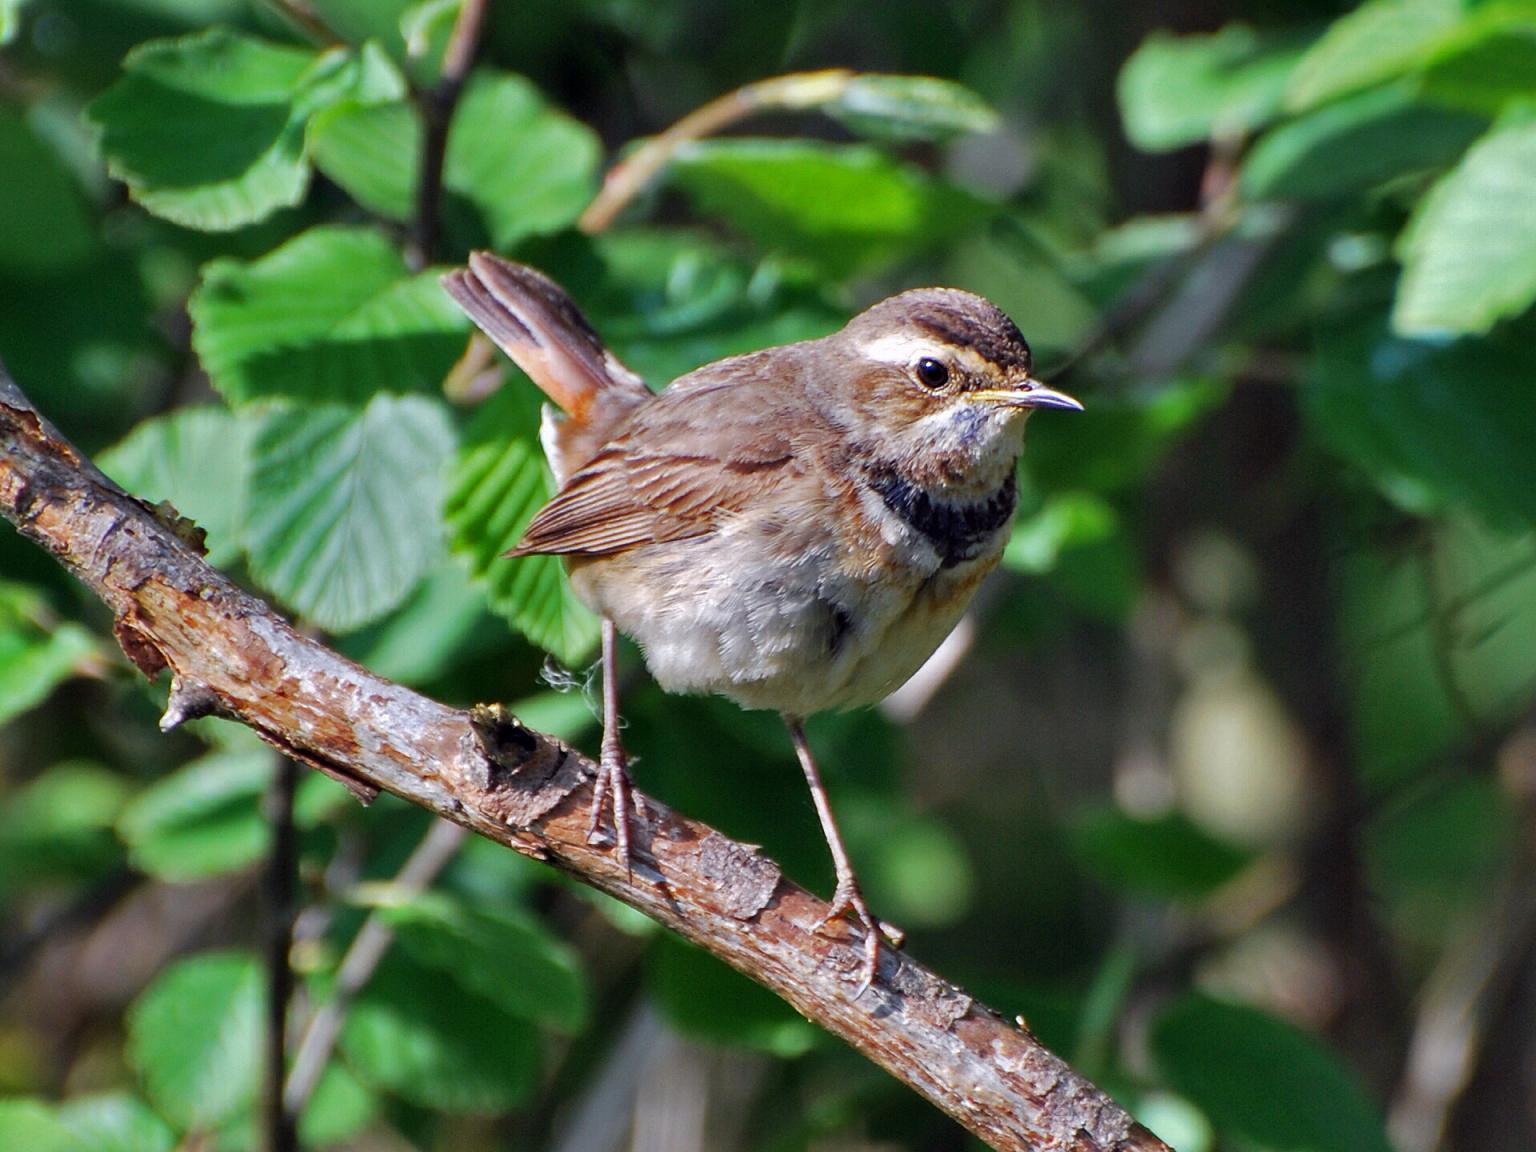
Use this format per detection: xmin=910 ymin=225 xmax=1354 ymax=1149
xmin=510 ymin=372 xmax=805 ymax=557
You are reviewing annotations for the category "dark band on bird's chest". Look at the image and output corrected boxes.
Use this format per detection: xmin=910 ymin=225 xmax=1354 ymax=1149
xmin=864 ymin=466 xmax=1017 ymax=568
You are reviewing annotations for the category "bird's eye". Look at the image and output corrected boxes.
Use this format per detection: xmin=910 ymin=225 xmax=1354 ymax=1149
xmin=915 ymin=357 xmax=949 ymax=388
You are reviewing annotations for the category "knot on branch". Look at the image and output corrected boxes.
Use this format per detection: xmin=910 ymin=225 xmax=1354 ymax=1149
xmin=470 ymin=702 xmax=588 ymax=827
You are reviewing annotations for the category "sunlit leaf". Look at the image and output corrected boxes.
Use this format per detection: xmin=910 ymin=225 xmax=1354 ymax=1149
xmin=1153 ymin=995 xmax=1393 ymax=1152
xmin=57 ymin=1094 xmax=175 ymax=1152
xmin=445 ymin=71 xmax=602 ymax=248
xmin=1286 ymin=0 xmax=1463 ymax=111
xmin=126 ymin=952 xmax=262 ymax=1131
xmin=87 ymin=28 xmax=318 ymax=230
xmin=670 ymin=139 xmax=991 ymax=276
xmin=308 ymin=99 xmax=419 ymax=220
xmin=98 ymin=406 xmax=255 ymax=568
xmin=0 ymin=1100 xmax=71 ymax=1152
xmin=1394 ymin=119 xmax=1536 ymax=336
xmin=1118 ymin=25 xmax=1309 ymax=152
xmin=244 ymin=394 xmax=456 ymax=632
xmin=313 ymin=71 xmax=601 ymax=247
xmin=445 ymin=385 xmax=600 ymax=665
xmin=190 ymin=225 xmax=468 ymax=405
xmin=826 ymin=73 xmax=999 ymax=141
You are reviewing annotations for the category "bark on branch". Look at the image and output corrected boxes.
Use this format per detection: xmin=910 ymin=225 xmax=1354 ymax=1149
xmin=0 ymin=364 xmax=1170 ymax=1152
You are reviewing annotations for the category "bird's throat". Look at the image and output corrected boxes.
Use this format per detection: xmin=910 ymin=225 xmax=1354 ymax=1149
xmin=863 ymin=465 xmax=1018 ymax=569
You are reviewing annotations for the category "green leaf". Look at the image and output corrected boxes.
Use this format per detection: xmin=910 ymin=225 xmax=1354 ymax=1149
xmin=57 ymin=1094 xmax=176 ymax=1152
xmin=0 ymin=106 xmax=96 ymax=273
xmin=299 ymin=1064 xmax=376 ymax=1147
xmin=445 ymin=385 xmax=600 ymax=665
xmin=1394 ymin=120 xmax=1536 ymax=336
xmin=585 ymin=229 xmax=843 ymax=383
xmin=340 ymin=561 xmax=495 ymax=686
xmin=0 ymin=760 xmax=127 ymax=896
xmin=0 ymin=1100 xmax=72 ymax=1152
xmin=650 ymin=935 xmax=819 ymax=1057
xmin=1307 ymin=320 xmax=1536 ymax=526
xmin=190 ymin=226 xmax=469 ymax=406
xmin=1337 ymin=514 xmax=1536 ymax=783
xmin=308 ymin=99 xmax=419 ymax=221
xmin=0 ymin=581 xmax=99 ymax=728
xmin=669 ymin=139 xmax=992 ymax=276
xmin=339 ymin=950 xmax=542 ymax=1111
xmin=1417 ymin=13 xmax=1536 ymax=115
xmin=245 ymin=394 xmax=456 ymax=632
xmin=1118 ymin=25 xmax=1309 ymax=152
xmin=98 ymin=406 xmax=255 ymax=568
xmin=1286 ymin=0 xmax=1463 ymax=111
xmin=116 ymin=747 xmax=273 ymax=881
xmin=1002 ymin=492 xmax=1118 ymax=574
xmin=0 ymin=0 xmax=26 ymax=45
xmin=1240 ymin=85 xmax=1487 ymax=202
xmin=446 ymin=71 xmax=603 ymax=248
xmin=86 ymin=28 xmax=318 ymax=230
xmin=824 ymin=73 xmax=1000 ymax=141
xmin=1152 ymin=995 xmax=1393 ymax=1152
xmin=373 ymin=892 xmax=588 ymax=1032
xmin=1367 ymin=776 xmax=1517 ymax=943
xmin=127 ymin=952 xmax=262 ymax=1131
xmin=1070 ymin=809 xmax=1253 ymax=901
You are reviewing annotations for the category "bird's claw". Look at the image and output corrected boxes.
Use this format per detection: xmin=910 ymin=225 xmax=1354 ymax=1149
xmin=587 ymin=744 xmax=634 ymax=878
xmin=816 ymin=878 xmax=903 ymax=994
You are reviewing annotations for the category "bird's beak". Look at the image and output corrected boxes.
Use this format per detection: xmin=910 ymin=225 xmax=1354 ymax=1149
xmin=971 ymin=378 xmax=1083 ymax=412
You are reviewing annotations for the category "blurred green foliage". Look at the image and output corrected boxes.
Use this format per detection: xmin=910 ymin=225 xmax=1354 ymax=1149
xmin=3 ymin=1 xmax=1536 ymax=1150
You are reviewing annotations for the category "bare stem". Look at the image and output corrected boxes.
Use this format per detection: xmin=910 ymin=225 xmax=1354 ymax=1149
xmin=283 ymin=818 xmax=468 ymax=1116
xmin=578 ymin=69 xmax=854 ymax=235
xmin=408 ymin=0 xmax=490 ymax=268
xmin=263 ymin=756 xmax=301 ymax=1152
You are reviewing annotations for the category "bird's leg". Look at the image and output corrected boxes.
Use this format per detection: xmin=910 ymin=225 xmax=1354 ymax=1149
xmin=589 ymin=618 xmax=633 ymax=872
xmin=784 ymin=716 xmax=903 ymax=993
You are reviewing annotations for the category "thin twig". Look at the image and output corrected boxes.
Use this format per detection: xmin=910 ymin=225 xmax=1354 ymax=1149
xmin=261 ymin=0 xmax=343 ymax=45
xmin=263 ymin=756 xmax=301 ymax=1152
xmin=0 ymin=365 xmax=1168 ymax=1152
xmin=283 ymin=819 xmax=468 ymax=1116
xmin=408 ymin=0 xmax=490 ymax=269
xmin=578 ymin=69 xmax=855 ymax=234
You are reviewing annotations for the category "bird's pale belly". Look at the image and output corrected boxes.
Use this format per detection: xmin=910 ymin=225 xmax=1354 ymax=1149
xmin=567 ymin=506 xmax=1005 ymax=717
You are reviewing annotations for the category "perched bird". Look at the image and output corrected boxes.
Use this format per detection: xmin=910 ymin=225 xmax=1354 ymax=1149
xmin=443 ymin=253 xmax=1080 ymax=990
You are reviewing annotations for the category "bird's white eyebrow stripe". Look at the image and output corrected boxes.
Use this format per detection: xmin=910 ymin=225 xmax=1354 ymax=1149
xmin=855 ymin=333 xmax=936 ymax=365
xmin=855 ymin=332 xmax=995 ymax=377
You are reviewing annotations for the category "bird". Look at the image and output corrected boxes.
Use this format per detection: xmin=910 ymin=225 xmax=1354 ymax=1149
xmin=443 ymin=252 xmax=1081 ymax=991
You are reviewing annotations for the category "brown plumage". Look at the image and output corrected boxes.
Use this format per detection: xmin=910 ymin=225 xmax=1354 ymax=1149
xmin=442 ymin=252 xmax=1081 ymax=992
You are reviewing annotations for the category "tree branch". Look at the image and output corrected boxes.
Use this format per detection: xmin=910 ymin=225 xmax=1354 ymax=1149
xmin=0 ymin=365 xmax=1169 ymax=1152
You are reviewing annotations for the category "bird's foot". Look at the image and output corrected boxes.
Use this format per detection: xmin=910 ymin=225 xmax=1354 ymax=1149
xmin=587 ymin=741 xmax=634 ymax=877
xmin=816 ymin=876 xmax=905 ymax=994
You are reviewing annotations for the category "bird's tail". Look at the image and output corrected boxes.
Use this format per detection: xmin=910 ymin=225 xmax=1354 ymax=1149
xmin=442 ymin=254 xmax=650 ymax=462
